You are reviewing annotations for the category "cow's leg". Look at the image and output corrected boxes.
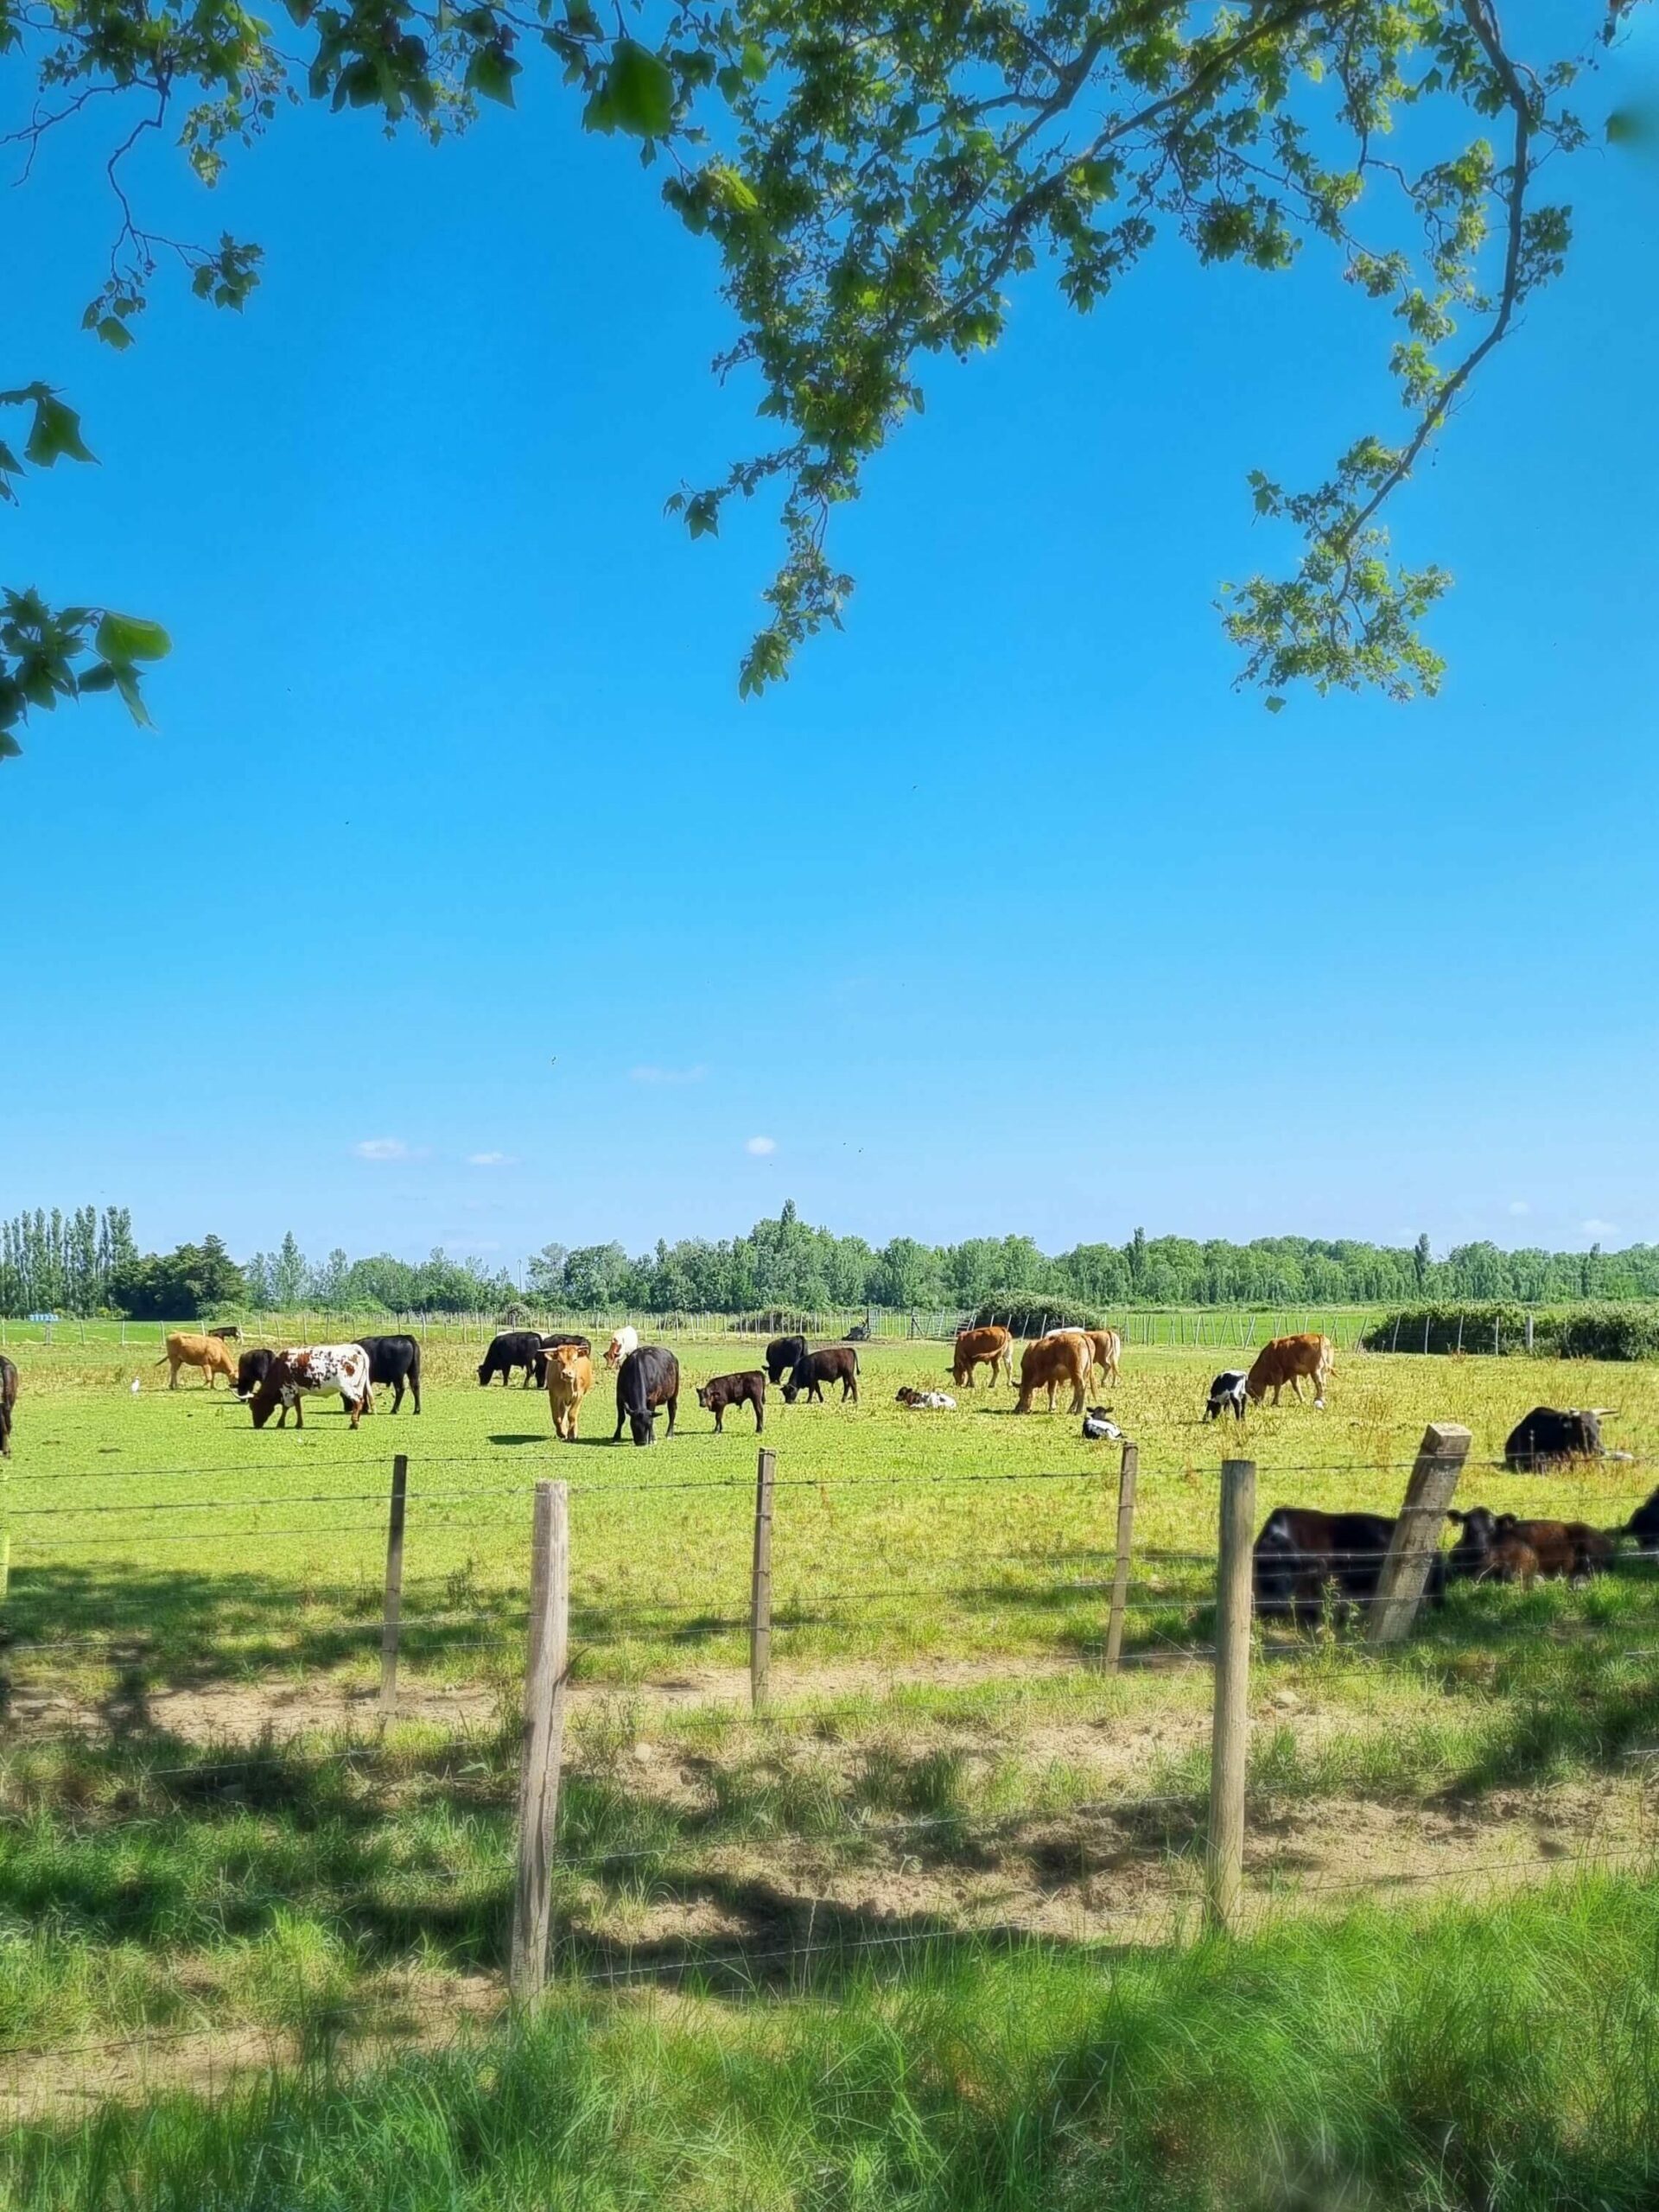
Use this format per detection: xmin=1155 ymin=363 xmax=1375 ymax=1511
xmin=168 ymin=1359 xmax=180 ymax=1391
xmin=713 ymin=1408 xmax=723 ymax=1434
xmin=294 ymin=1398 xmax=304 ymax=1428
xmin=1288 ymin=1376 xmax=1304 ymax=1402
xmin=664 ymin=1393 xmax=677 ymax=1437
xmin=753 ymin=1400 xmax=764 ymax=1433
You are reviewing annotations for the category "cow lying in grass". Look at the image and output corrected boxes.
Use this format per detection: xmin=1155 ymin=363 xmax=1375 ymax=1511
xmin=1252 ymin=1506 xmax=1446 ymax=1630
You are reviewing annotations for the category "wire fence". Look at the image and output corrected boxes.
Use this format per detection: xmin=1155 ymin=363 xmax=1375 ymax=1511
xmin=3 ymin=1436 xmax=1659 ymax=2096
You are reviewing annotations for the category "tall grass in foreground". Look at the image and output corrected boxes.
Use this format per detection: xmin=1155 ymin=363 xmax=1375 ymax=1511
xmin=6 ymin=1872 xmax=1659 ymax=2210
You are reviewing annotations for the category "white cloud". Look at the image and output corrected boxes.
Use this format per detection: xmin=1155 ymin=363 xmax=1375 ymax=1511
xmin=631 ymin=1065 xmax=707 ymax=1086
xmin=1507 ymin=1199 xmax=1530 ymax=1217
xmin=1582 ymin=1217 xmax=1618 ymax=1239
xmin=353 ymin=1137 xmax=414 ymax=1162
xmin=467 ymin=1151 xmax=517 ymax=1167
xmin=745 ymin=1135 xmax=777 ymax=1157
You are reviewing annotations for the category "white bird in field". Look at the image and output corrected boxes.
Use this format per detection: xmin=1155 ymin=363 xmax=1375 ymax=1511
xmin=130 ymin=1377 xmax=141 ymax=1395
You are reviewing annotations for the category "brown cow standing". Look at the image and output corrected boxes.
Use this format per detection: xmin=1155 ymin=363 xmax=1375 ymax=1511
xmin=1014 ymin=1332 xmax=1090 ymax=1414
xmin=545 ymin=1344 xmax=594 ymax=1442
xmin=1084 ymin=1328 xmax=1122 ymax=1389
xmin=1245 ymin=1333 xmax=1334 ymax=1409
xmin=696 ymin=1370 xmax=767 ymax=1433
xmin=952 ymin=1325 xmax=1014 ymax=1390
xmin=156 ymin=1332 xmax=240 ymax=1390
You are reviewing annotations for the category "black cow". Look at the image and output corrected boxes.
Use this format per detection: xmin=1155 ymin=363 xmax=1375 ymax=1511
xmin=766 ymin=1334 xmax=807 ymax=1385
xmin=614 ymin=1345 xmax=680 ymax=1445
xmin=1624 ymin=1485 xmax=1659 ymax=1554
xmin=696 ymin=1370 xmax=766 ymax=1434
xmin=354 ymin=1334 xmax=423 ymax=1414
xmin=1205 ymin=1370 xmax=1249 ymax=1422
xmin=478 ymin=1331 xmax=547 ymax=1389
xmin=0 ymin=1353 xmax=16 ymax=1459
xmin=1503 ymin=1406 xmax=1604 ymax=1471
xmin=1252 ymin=1506 xmax=1445 ymax=1629
xmin=207 ymin=1324 xmax=243 ymax=1342
xmin=541 ymin=1332 xmax=592 ymax=1357
xmin=235 ymin=1347 xmax=275 ymax=1399
xmin=783 ymin=1344 xmax=859 ymax=1404
xmin=846 ymin=1321 xmax=871 ymax=1342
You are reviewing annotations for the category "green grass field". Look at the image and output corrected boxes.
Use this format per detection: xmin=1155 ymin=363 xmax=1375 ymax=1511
xmin=3 ymin=1332 xmax=1658 ymax=2198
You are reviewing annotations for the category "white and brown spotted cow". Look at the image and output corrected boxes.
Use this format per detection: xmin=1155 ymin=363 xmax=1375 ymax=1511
xmin=248 ymin=1344 xmax=373 ymax=1430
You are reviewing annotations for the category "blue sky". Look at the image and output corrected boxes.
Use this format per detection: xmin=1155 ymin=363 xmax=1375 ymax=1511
xmin=6 ymin=16 xmax=1657 ymax=1276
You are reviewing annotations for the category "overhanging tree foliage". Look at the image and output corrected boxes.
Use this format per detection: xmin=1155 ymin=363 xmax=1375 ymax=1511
xmin=3 ymin=0 xmax=1644 ymax=753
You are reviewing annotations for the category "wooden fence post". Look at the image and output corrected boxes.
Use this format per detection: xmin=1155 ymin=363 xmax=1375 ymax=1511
xmin=1103 ymin=1441 xmax=1138 ymax=1671
xmin=1369 ymin=1423 xmax=1471 ymax=1645
xmin=378 ymin=1454 xmax=409 ymax=1718
xmin=750 ymin=1448 xmax=775 ymax=1714
xmin=1205 ymin=1459 xmax=1255 ymax=1936
xmin=511 ymin=1479 xmax=569 ymax=2005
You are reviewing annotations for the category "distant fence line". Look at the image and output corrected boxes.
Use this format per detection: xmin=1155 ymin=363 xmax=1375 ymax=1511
xmin=0 ymin=1306 xmax=1392 ymax=1352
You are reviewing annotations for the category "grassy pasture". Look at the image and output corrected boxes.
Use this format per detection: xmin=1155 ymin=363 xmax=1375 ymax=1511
xmin=3 ymin=1331 xmax=1659 ymax=2178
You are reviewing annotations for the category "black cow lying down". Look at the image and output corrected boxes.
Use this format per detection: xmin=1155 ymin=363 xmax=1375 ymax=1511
xmin=1253 ymin=1506 xmax=1446 ymax=1630
xmin=1503 ymin=1406 xmax=1607 ymax=1471
xmin=1625 ymin=1486 xmax=1659 ymax=1553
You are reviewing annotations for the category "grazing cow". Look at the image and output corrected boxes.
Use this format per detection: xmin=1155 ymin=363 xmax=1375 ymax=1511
xmin=1082 ymin=1406 xmax=1122 ymax=1441
xmin=1205 ymin=1370 xmax=1249 ymax=1422
xmin=0 ymin=1354 xmax=16 ymax=1459
xmin=478 ymin=1331 xmax=547 ymax=1389
xmin=1503 ymin=1407 xmax=1605 ymax=1471
xmin=1253 ymin=1505 xmax=1444 ymax=1628
xmin=613 ymin=1345 xmax=680 ymax=1445
xmin=605 ymin=1325 xmax=639 ymax=1370
xmin=1245 ymin=1333 xmax=1334 ymax=1409
xmin=236 ymin=1347 xmax=275 ymax=1399
xmin=249 ymin=1344 xmax=373 ymax=1430
xmin=696 ymin=1370 xmax=767 ymax=1433
xmin=766 ymin=1334 xmax=807 ymax=1385
xmin=1624 ymin=1486 xmax=1659 ymax=1553
xmin=896 ymin=1387 xmax=957 ymax=1410
xmin=207 ymin=1324 xmax=243 ymax=1342
xmin=545 ymin=1343 xmax=594 ymax=1441
xmin=783 ymin=1345 xmax=860 ymax=1405
xmin=952 ymin=1325 xmax=1014 ymax=1391
xmin=156 ymin=1332 xmax=240 ymax=1391
xmin=1014 ymin=1332 xmax=1090 ymax=1415
xmin=354 ymin=1334 xmax=423 ymax=1414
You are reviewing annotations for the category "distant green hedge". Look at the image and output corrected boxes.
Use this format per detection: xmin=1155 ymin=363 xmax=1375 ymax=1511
xmin=968 ymin=1296 xmax=1103 ymax=1337
xmin=1364 ymin=1301 xmax=1659 ymax=1361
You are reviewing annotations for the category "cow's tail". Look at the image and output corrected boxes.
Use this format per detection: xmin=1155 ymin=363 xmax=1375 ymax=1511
xmin=153 ymin=1351 xmax=170 ymax=1366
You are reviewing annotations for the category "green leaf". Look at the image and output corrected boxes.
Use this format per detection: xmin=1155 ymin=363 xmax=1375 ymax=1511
xmin=1265 ymin=695 xmax=1287 ymax=714
xmin=96 ymin=317 xmax=135 ymax=352
xmin=0 ymin=731 xmax=22 ymax=760
xmin=113 ymin=666 xmax=154 ymax=728
xmin=465 ymin=44 xmax=520 ymax=105
xmin=603 ymin=39 xmax=674 ymax=137
xmin=24 ymin=397 xmax=95 ymax=469
xmin=94 ymin=612 xmax=172 ymax=663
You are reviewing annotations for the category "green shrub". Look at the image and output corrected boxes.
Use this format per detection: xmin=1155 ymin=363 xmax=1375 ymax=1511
xmin=1363 ymin=1301 xmax=1659 ymax=1360
xmin=969 ymin=1295 xmax=1102 ymax=1336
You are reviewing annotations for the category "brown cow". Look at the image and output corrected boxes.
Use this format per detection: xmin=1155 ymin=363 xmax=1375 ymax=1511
xmin=1245 ymin=1333 xmax=1334 ymax=1408
xmin=156 ymin=1332 xmax=239 ymax=1390
xmin=545 ymin=1343 xmax=594 ymax=1442
xmin=952 ymin=1325 xmax=1014 ymax=1390
xmin=1085 ymin=1328 xmax=1122 ymax=1389
xmin=696 ymin=1370 xmax=767 ymax=1433
xmin=1014 ymin=1332 xmax=1090 ymax=1414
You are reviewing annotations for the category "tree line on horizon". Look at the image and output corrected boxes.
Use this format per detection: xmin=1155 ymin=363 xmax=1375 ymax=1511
xmin=2 ymin=1202 xmax=1655 ymax=1320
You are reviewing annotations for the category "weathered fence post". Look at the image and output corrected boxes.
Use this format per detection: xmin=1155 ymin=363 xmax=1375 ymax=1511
xmin=1205 ymin=1458 xmax=1255 ymax=1936
xmin=511 ymin=1479 xmax=569 ymax=2005
xmin=1369 ymin=1423 xmax=1471 ymax=1645
xmin=750 ymin=1447 xmax=775 ymax=1714
xmin=378 ymin=1454 xmax=409 ymax=1718
xmin=1103 ymin=1441 xmax=1138 ymax=1671
xmin=1525 ymin=1312 xmax=1534 ymax=1354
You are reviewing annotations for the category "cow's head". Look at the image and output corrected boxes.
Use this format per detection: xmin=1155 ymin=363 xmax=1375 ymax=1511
xmin=629 ymin=1406 xmax=657 ymax=1446
xmin=695 ymin=1383 xmax=714 ymax=1409
xmin=550 ymin=1344 xmax=585 ymax=1385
